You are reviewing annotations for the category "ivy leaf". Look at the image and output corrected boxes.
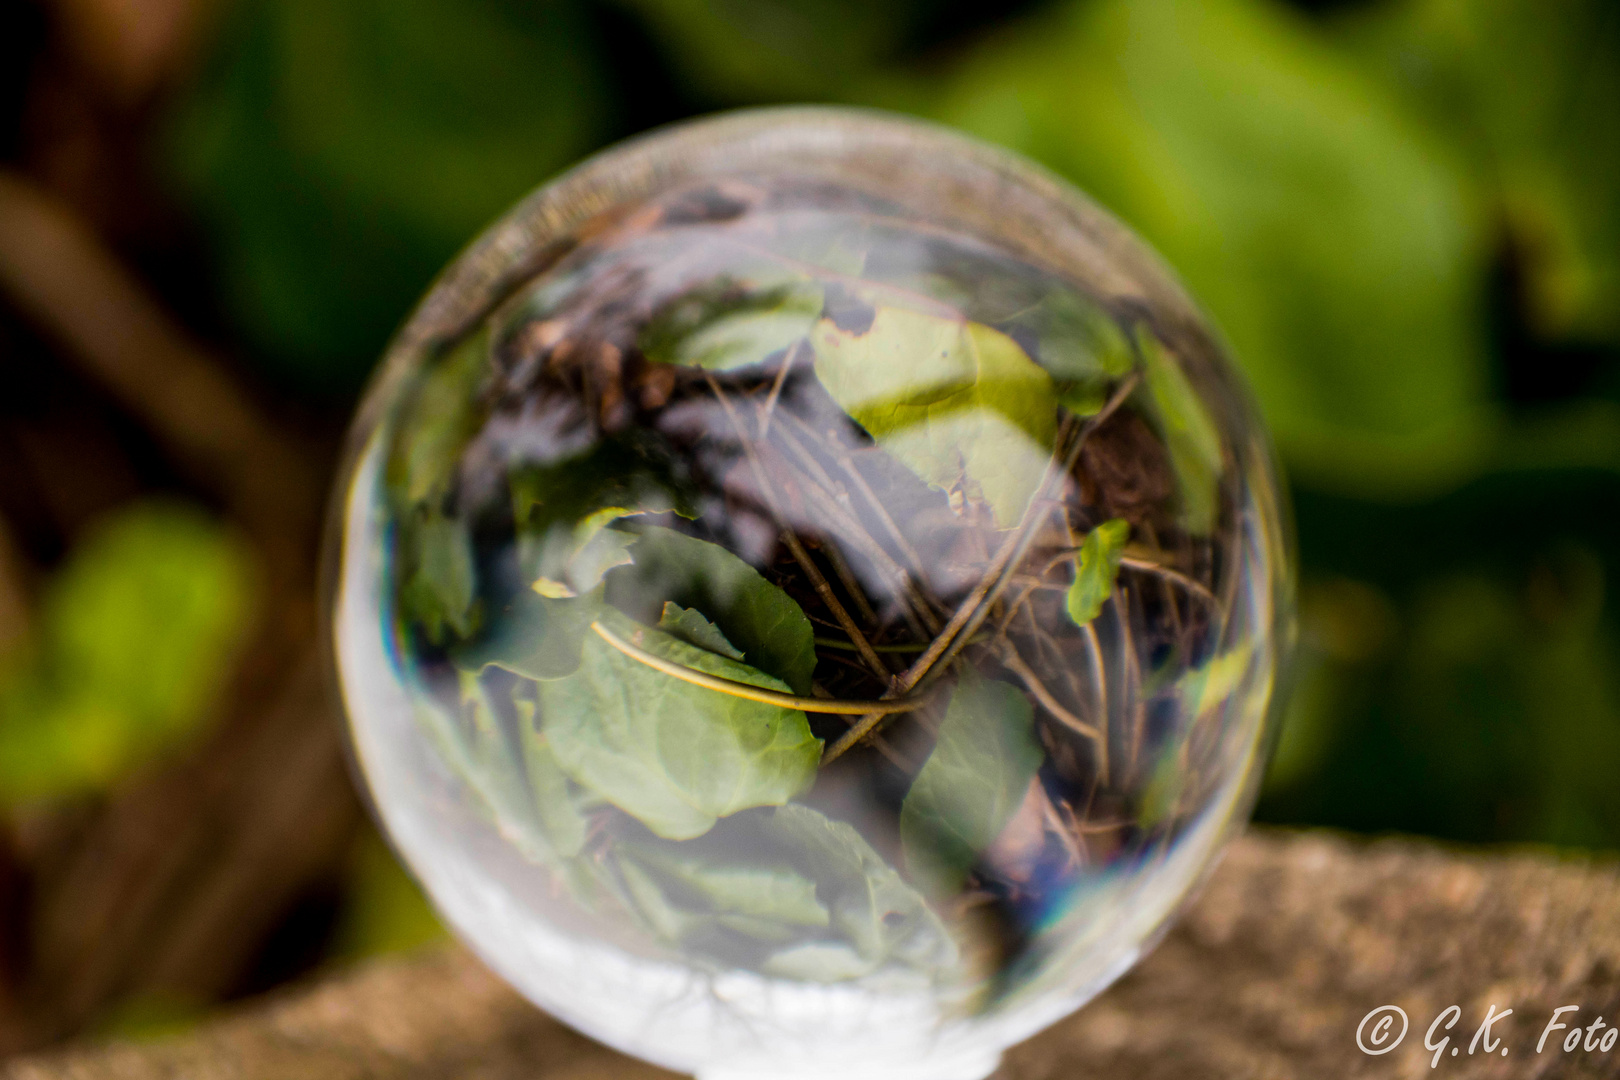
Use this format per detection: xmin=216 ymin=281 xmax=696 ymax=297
xmin=809 ymin=302 xmax=1056 ymax=528
xmin=900 ymin=669 xmax=1042 ymax=894
xmin=606 ymin=526 xmax=816 ymax=694
xmin=1066 ymin=518 xmax=1130 ymax=627
xmin=641 ymin=276 xmax=823 ymax=371
xmin=658 ymin=601 xmax=746 ymax=659
xmin=452 ymin=587 xmax=603 ymax=681
xmin=399 ymin=511 xmax=478 ymax=644
xmin=1137 ymin=329 xmax=1224 ymax=535
xmin=538 ymin=610 xmax=820 ymax=840
xmin=761 ymin=803 xmax=956 ymax=977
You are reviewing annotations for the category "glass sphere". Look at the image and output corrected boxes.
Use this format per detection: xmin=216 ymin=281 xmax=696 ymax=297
xmin=327 ymin=108 xmax=1292 ymax=1080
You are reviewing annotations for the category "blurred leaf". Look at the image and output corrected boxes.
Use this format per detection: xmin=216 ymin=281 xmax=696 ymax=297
xmin=0 ymin=502 xmax=255 ymax=806
xmin=1066 ymin=518 xmax=1130 ymax=627
xmin=934 ymin=0 xmax=1495 ymax=495
xmin=615 ymin=840 xmax=829 ymax=945
xmin=609 ymin=0 xmax=918 ymax=103
xmin=399 ymin=511 xmax=478 ymax=644
xmin=810 ymin=302 xmax=1056 ymax=528
xmin=455 ymin=587 xmax=604 ymax=682
xmin=1339 ymin=0 xmax=1620 ymax=344
xmin=330 ymin=828 xmax=448 ymax=959
xmin=166 ymin=0 xmax=611 ymax=389
xmin=538 ymin=609 xmax=820 ymax=840
xmin=900 ymin=669 xmax=1042 ymax=893
xmin=641 ymin=276 xmax=823 ymax=371
xmin=1137 ymin=329 xmax=1223 ymax=533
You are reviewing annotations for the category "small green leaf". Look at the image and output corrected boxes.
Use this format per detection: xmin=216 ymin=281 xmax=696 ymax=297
xmin=641 ymin=276 xmax=823 ymax=371
xmin=538 ymin=610 xmax=820 ymax=840
xmin=1066 ymin=518 xmax=1131 ymax=627
xmin=607 ymin=526 xmax=816 ymax=694
xmin=452 ymin=587 xmax=603 ymax=682
xmin=1137 ymin=329 xmax=1223 ymax=535
xmin=389 ymin=327 xmax=489 ymax=507
xmin=761 ymin=804 xmax=956 ymax=977
xmin=658 ymin=601 xmax=745 ymax=659
xmin=399 ymin=511 xmax=478 ymax=644
xmin=900 ymin=669 xmax=1042 ymax=894
xmin=810 ymin=302 xmax=1056 ymax=528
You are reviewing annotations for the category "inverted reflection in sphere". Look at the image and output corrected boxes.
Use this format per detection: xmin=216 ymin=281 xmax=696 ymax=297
xmin=329 ymin=109 xmax=1292 ymax=1080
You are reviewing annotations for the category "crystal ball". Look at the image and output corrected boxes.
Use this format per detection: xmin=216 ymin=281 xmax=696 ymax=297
xmin=327 ymin=108 xmax=1292 ymax=1080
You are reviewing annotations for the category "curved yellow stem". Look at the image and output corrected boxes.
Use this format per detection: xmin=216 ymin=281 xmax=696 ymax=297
xmin=590 ymin=621 xmax=934 ymax=716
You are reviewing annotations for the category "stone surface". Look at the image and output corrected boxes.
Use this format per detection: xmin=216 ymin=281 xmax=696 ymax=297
xmin=8 ymin=828 xmax=1620 ymax=1079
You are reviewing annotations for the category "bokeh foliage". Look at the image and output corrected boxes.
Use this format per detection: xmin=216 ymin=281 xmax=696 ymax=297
xmin=11 ymin=0 xmax=1603 ymax=960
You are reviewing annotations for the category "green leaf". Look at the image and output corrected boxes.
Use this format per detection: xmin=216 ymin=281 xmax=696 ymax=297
xmin=513 ymin=692 xmax=589 ymax=858
xmin=614 ymin=840 xmax=829 ymax=947
xmin=0 ymin=503 xmax=255 ymax=806
xmin=809 ymin=303 xmax=1057 ymax=528
xmin=164 ymin=0 xmax=612 ymax=389
xmin=900 ymin=669 xmax=1042 ymax=893
xmin=761 ymin=803 xmax=956 ymax=977
xmin=1137 ymin=329 xmax=1224 ymax=535
xmin=399 ymin=511 xmax=478 ymax=644
xmin=454 ymin=671 xmax=550 ymax=857
xmin=607 ymin=526 xmax=816 ymax=694
xmin=611 ymin=0 xmax=919 ymax=103
xmin=1066 ymin=518 xmax=1131 ymax=627
xmin=1339 ymin=0 xmax=1620 ymax=344
xmin=658 ymin=601 xmax=746 ymax=659
xmin=389 ymin=327 xmax=488 ymax=507
xmin=452 ymin=587 xmax=603 ymax=682
xmin=641 ymin=276 xmax=823 ymax=371
xmin=935 ymin=0 xmax=1494 ymax=495
xmin=538 ymin=610 xmax=820 ymax=839
xmin=531 ymin=521 xmax=637 ymax=599
xmin=1002 ymin=288 xmax=1134 ymax=380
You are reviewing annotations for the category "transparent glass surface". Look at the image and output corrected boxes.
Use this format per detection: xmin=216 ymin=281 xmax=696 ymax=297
xmin=327 ymin=108 xmax=1293 ymax=1080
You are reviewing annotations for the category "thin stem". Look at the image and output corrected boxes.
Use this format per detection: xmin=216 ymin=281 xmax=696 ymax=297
xmin=756 ymin=338 xmax=800 ymax=439
xmin=815 ymin=634 xmax=988 ymax=653
xmin=767 ymin=419 xmax=936 ymax=636
xmin=779 ymin=410 xmax=948 ymax=627
xmin=998 ymin=637 xmax=1100 ymax=742
xmin=590 ymin=621 xmax=933 ymax=715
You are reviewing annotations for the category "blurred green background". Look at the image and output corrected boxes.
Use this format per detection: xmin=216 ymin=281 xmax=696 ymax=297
xmin=0 ymin=0 xmax=1616 ymax=1050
